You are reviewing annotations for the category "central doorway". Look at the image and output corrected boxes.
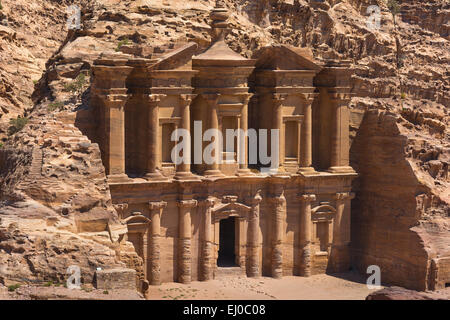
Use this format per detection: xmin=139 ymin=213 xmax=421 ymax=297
xmin=218 ymin=217 xmax=237 ymax=267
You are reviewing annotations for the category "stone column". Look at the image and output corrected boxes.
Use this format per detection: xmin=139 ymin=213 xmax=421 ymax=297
xmin=270 ymin=190 xmax=286 ymax=279
xmin=148 ymin=201 xmax=167 ymax=286
xmin=92 ymin=63 xmax=132 ymax=183
xmin=328 ymin=93 xmax=354 ymax=174
xmin=237 ymin=93 xmax=254 ymax=176
xmin=200 ymin=198 xmax=215 ymax=281
xmin=174 ymin=94 xmax=198 ymax=181
xmin=330 ymin=192 xmax=354 ymax=272
xmin=329 ymin=192 xmax=354 ymax=272
xmin=203 ymin=94 xmax=224 ymax=177
xmin=103 ymin=94 xmax=129 ymax=182
xmin=145 ymin=94 xmax=168 ymax=180
xmin=247 ymin=191 xmax=263 ymax=278
xmin=299 ymin=94 xmax=317 ymax=174
xmin=272 ymin=94 xmax=287 ymax=172
xmin=177 ymin=199 xmax=197 ymax=284
xmin=299 ymin=194 xmax=316 ymax=277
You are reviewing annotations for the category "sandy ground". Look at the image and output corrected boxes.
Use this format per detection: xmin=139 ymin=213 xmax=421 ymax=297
xmin=0 ymin=285 xmax=144 ymax=300
xmin=147 ymin=272 xmax=381 ymax=300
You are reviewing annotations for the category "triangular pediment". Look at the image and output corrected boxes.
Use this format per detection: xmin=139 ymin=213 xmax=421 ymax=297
xmin=212 ymin=201 xmax=251 ymax=214
xmin=253 ymin=45 xmax=322 ymax=72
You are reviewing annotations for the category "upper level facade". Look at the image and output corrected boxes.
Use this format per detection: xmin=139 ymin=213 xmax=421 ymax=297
xmin=90 ymin=28 xmax=355 ymax=183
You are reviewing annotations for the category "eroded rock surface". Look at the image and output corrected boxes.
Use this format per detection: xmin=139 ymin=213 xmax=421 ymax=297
xmin=366 ymin=286 xmax=450 ymax=300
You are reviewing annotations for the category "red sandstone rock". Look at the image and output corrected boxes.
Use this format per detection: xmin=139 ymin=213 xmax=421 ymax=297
xmin=366 ymin=286 xmax=450 ymax=300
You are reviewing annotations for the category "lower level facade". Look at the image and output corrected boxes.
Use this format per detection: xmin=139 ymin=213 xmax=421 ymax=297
xmin=111 ymin=173 xmax=355 ymax=286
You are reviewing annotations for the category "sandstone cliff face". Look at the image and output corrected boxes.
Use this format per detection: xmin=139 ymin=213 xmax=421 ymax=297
xmin=351 ymin=110 xmax=449 ymax=291
xmin=0 ymin=0 xmax=97 ymax=139
xmin=0 ymin=0 xmax=448 ymax=291
xmin=0 ymin=105 xmax=143 ymax=286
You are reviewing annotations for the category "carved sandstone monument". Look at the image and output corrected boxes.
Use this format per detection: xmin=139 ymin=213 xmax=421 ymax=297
xmin=0 ymin=0 xmax=448 ymax=296
xmin=89 ymin=2 xmax=356 ymax=285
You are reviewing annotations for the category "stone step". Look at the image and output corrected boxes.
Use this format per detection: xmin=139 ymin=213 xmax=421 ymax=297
xmin=215 ymin=267 xmax=246 ymax=278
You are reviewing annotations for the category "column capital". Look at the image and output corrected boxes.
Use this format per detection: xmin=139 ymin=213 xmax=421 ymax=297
xmin=199 ymin=197 xmax=215 ymax=208
xmin=114 ymin=203 xmax=129 ymax=219
xmin=201 ymin=93 xmax=221 ymax=107
xmin=335 ymin=192 xmax=355 ymax=201
xmin=268 ymin=194 xmax=286 ymax=205
xmin=179 ymin=94 xmax=197 ymax=106
xmin=299 ymin=92 xmax=319 ymax=103
xmin=177 ymin=199 xmax=198 ymax=208
xmin=272 ymin=93 xmax=289 ymax=107
xmin=247 ymin=190 xmax=263 ymax=206
xmin=149 ymin=201 xmax=168 ymax=210
xmin=299 ymin=194 xmax=316 ymax=202
xmin=147 ymin=94 xmax=167 ymax=104
xmin=328 ymin=92 xmax=353 ymax=103
xmin=237 ymin=93 xmax=253 ymax=105
xmin=99 ymin=94 xmax=129 ymax=105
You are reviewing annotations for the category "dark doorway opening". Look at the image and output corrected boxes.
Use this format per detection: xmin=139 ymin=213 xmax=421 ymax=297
xmin=218 ymin=217 xmax=237 ymax=267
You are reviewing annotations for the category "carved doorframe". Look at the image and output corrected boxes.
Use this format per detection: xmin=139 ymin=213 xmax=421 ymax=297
xmin=211 ymin=199 xmax=251 ymax=270
xmin=311 ymin=204 xmax=336 ymax=255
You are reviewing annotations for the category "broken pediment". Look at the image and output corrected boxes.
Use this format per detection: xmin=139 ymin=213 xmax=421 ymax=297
xmin=253 ymin=45 xmax=322 ymax=72
xmin=150 ymin=42 xmax=198 ymax=71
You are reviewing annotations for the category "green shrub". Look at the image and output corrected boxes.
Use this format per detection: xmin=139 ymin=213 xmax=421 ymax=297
xmin=44 ymin=281 xmax=53 ymax=287
xmin=0 ymin=2 xmax=3 ymax=10
xmin=386 ymin=0 xmax=401 ymax=24
xmin=8 ymin=284 xmax=20 ymax=292
xmin=115 ymin=37 xmax=130 ymax=52
xmin=48 ymin=101 xmax=64 ymax=112
xmin=0 ymin=143 xmax=3 ymax=148
xmin=103 ymin=290 xmax=109 ymax=295
xmin=401 ymin=92 xmax=407 ymax=100
xmin=63 ymin=72 xmax=88 ymax=93
xmin=8 ymin=117 xmax=28 ymax=136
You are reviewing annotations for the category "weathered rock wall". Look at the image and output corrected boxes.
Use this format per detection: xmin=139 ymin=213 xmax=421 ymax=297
xmin=351 ymin=110 xmax=449 ymax=291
